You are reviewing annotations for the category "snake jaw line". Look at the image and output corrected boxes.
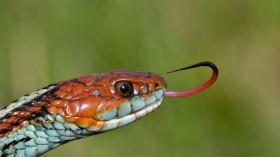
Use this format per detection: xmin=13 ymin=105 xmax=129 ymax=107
xmin=0 ymin=70 xmax=167 ymax=157
xmin=94 ymin=89 xmax=164 ymax=132
xmin=0 ymin=61 xmax=219 ymax=157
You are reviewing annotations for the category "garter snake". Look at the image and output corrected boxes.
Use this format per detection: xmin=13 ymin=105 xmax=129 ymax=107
xmin=0 ymin=61 xmax=218 ymax=157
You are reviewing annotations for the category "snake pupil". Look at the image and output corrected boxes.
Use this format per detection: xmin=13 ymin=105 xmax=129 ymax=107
xmin=120 ymin=84 xmax=129 ymax=93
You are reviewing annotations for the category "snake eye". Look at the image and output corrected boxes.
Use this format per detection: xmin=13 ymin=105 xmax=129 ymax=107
xmin=115 ymin=81 xmax=134 ymax=98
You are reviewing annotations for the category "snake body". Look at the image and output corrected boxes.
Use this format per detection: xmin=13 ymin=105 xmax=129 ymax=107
xmin=0 ymin=62 xmax=219 ymax=157
xmin=0 ymin=70 xmax=166 ymax=157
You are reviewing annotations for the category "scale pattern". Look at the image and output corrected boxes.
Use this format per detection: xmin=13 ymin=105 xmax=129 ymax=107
xmin=0 ymin=71 xmax=167 ymax=157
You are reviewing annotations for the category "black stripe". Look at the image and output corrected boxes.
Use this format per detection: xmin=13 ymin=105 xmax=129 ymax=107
xmin=2 ymin=137 xmax=32 ymax=156
xmin=0 ymin=84 xmax=59 ymax=135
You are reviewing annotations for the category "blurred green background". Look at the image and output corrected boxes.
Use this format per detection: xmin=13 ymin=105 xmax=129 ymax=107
xmin=0 ymin=0 xmax=279 ymax=157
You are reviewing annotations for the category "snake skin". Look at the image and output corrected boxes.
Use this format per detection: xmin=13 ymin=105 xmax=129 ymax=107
xmin=0 ymin=71 xmax=166 ymax=157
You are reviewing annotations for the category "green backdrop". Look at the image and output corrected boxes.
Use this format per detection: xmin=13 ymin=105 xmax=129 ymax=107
xmin=0 ymin=1 xmax=279 ymax=157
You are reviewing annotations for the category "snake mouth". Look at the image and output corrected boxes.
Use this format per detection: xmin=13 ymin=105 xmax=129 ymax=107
xmin=121 ymin=96 xmax=163 ymax=124
xmin=93 ymin=90 xmax=164 ymax=132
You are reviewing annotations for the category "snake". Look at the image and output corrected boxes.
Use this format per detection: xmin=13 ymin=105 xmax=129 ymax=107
xmin=0 ymin=61 xmax=218 ymax=157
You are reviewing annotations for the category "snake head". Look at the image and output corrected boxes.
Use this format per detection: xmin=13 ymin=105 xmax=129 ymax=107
xmin=49 ymin=70 xmax=167 ymax=133
xmin=0 ymin=62 xmax=217 ymax=157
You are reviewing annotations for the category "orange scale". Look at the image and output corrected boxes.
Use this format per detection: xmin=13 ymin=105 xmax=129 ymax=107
xmin=18 ymin=111 xmax=30 ymax=118
xmin=92 ymin=74 xmax=105 ymax=81
xmin=78 ymin=96 xmax=101 ymax=118
xmin=0 ymin=123 xmax=10 ymax=131
xmin=63 ymin=116 xmax=79 ymax=123
xmin=55 ymin=91 xmax=68 ymax=99
xmin=83 ymin=85 xmax=94 ymax=92
xmin=104 ymin=89 xmax=114 ymax=97
xmin=20 ymin=120 xmax=29 ymax=127
xmin=6 ymin=116 xmax=18 ymax=124
xmin=56 ymin=100 xmax=69 ymax=108
xmin=25 ymin=112 xmax=31 ymax=118
xmin=70 ymin=95 xmax=81 ymax=101
xmin=71 ymin=84 xmax=84 ymax=95
xmin=59 ymin=84 xmax=73 ymax=92
xmin=47 ymin=106 xmax=58 ymax=115
xmin=23 ymin=113 xmax=31 ymax=119
xmin=63 ymin=92 xmax=74 ymax=100
xmin=12 ymin=125 xmax=21 ymax=132
xmin=77 ymin=92 xmax=89 ymax=99
xmin=139 ymin=75 xmax=151 ymax=81
xmin=78 ymin=76 xmax=94 ymax=85
xmin=50 ymin=100 xmax=62 ymax=106
xmin=93 ymin=78 xmax=110 ymax=86
xmin=57 ymin=108 xmax=66 ymax=116
xmin=73 ymin=118 xmax=93 ymax=128
xmin=70 ymin=92 xmax=87 ymax=101
xmin=91 ymin=87 xmax=112 ymax=97
xmin=54 ymin=90 xmax=62 ymax=96
xmin=71 ymin=82 xmax=80 ymax=87
xmin=27 ymin=107 xmax=41 ymax=113
xmin=39 ymin=102 xmax=48 ymax=107
xmin=64 ymin=100 xmax=81 ymax=117
xmin=88 ymin=119 xmax=104 ymax=128
xmin=95 ymin=98 xmax=119 ymax=115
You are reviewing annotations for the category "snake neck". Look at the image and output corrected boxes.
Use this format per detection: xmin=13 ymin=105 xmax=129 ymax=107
xmin=0 ymin=113 xmax=93 ymax=157
xmin=0 ymin=84 xmax=87 ymax=157
xmin=0 ymin=72 xmax=166 ymax=157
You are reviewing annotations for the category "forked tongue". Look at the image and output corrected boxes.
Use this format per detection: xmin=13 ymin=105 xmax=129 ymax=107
xmin=163 ymin=61 xmax=218 ymax=98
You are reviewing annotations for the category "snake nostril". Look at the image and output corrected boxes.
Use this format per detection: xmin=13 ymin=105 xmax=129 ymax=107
xmin=155 ymin=82 xmax=159 ymax=88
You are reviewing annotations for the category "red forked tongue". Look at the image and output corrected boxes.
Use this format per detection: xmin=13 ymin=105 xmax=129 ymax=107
xmin=163 ymin=61 xmax=218 ymax=98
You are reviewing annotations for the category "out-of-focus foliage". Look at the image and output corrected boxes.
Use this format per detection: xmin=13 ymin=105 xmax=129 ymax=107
xmin=0 ymin=0 xmax=279 ymax=157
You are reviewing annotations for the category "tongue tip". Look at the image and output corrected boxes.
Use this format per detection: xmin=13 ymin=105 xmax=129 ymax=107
xmin=163 ymin=61 xmax=218 ymax=98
